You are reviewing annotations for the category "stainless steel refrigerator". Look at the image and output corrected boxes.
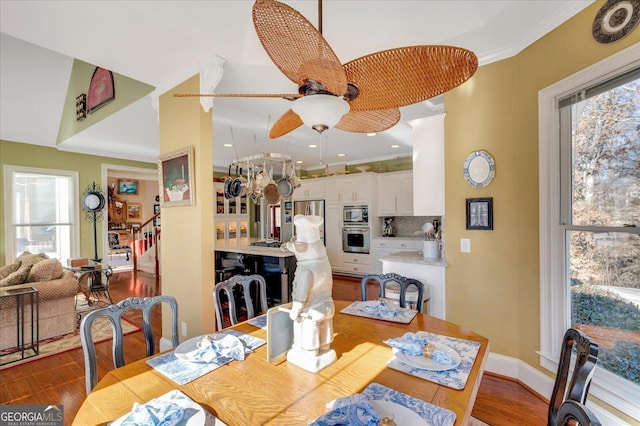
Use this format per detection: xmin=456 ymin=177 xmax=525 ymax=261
xmin=293 ymin=200 xmax=326 ymax=243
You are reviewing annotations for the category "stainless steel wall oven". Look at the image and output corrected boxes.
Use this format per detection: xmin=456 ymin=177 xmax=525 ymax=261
xmin=342 ymin=226 xmax=370 ymax=254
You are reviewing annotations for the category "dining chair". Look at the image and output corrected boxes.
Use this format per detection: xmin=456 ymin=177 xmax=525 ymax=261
xmin=79 ymin=295 xmax=179 ymax=395
xmin=360 ymin=272 xmax=425 ymax=312
xmin=213 ymin=274 xmax=268 ymax=330
xmin=548 ymin=328 xmax=600 ymax=426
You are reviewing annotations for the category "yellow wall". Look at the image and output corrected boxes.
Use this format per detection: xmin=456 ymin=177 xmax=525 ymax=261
xmin=444 ymin=1 xmax=638 ymax=419
xmin=158 ymin=75 xmax=216 ymax=339
xmin=0 ymin=140 xmax=156 ymax=265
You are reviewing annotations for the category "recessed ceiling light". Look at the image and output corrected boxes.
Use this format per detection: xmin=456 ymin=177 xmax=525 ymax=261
xmin=391 ymin=144 xmax=400 ymax=148
xmin=296 ymin=160 xmax=303 ymax=164
xmin=223 ymin=143 xmax=233 ymax=147
xmin=308 ymin=144 xmax=318 ymax=148
xmin=338 ymin=153 xmax=346 ymax=157
xmin=367 ymin=132 xmax=376 ymax=137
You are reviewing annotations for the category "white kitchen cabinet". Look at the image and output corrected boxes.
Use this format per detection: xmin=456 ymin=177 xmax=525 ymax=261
xmin=215 ymin=182 xmax=248 ymax=216
xmin=323 ymin=173 xmax=375 ymax=205
xmin=214 ymin=182 xmax=249 ymax=244
xmin=341 ymin=173 xmax=375 ymax=204
xmin=370 ymin=238 xmax=421 ymax=274
xmin=214 ymin=218 xmax=249 ymax=244
xmin=325 ymin=204 xmax=343 ymax=271
xmin=411 ymin=113 xmax=445 ymax=216
xmin=376 ymin=171 xmax=413 ymax=216
xmin=342 ymin=253 xmax=371 ymax=275
xmin=292 ymin=178 xmax=326 ymax=200
xmin=324 ymin=176 xmax=342 ymax=205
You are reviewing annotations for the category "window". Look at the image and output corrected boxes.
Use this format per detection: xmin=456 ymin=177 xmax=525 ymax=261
xmin=539 ymin=45 xmax=640 ymax=419
xmin=3 ymin=165 xmax=79 ymax=263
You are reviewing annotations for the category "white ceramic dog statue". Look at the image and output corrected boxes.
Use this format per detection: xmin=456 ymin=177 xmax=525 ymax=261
xmin=283 ymin=214 xmax=336 ymax=373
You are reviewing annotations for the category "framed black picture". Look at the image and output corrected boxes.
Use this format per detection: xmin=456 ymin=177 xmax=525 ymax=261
xmin=153 ymin=204 xmax=161 ymax=227
xmin=466 ymin=197 xmax=493 ymax=230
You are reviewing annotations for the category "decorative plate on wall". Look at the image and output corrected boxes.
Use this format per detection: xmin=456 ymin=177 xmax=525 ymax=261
xmin=463 ymin=150 xmax=495 ymax=188
xmin=592 ymin=0 xmax=640 ymax=44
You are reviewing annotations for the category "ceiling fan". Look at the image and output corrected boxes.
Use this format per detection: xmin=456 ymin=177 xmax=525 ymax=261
xmin=177 ymin=0 xmax=478 ymax=139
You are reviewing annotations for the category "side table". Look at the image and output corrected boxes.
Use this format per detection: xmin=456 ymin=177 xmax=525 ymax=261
xmin=66 ymin=262 xmax=113 ymax=307
xmin=0 ymin=286 xmax=39 ymax=365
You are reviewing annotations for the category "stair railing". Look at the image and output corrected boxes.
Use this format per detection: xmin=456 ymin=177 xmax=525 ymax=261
xmin=131 ymin=211 xmax=161 ymax=274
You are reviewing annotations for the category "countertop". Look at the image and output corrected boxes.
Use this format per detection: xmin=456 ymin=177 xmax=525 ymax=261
xmin=215 ymin=238 xmax=294 ymax=258
xmin=380 ymin=250 xmax=448 ymax=267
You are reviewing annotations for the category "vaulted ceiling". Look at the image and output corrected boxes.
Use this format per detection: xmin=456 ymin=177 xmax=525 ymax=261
xmin=0 ymin=0 xmax=593 ymax=171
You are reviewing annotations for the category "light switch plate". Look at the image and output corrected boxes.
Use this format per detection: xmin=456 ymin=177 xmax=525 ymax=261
xmin=460 ymin=238 xmax=471 ymax=253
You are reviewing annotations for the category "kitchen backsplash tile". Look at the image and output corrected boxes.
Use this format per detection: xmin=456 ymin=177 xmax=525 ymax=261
xmin=390 ymin=216 xmax=441 ymax=238
xmin=377 ymin=215 xmax=446 ymax=259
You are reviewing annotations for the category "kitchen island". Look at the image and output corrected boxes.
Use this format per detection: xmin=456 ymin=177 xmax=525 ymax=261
xmin=215 ymin=239 xmax=296 ymax=305
xmin=381 ymin=251 xmax=447 ymax=319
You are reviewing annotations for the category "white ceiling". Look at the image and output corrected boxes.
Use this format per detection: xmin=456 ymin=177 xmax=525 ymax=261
xmin=0 ymin=0 xmax=592 ymax=171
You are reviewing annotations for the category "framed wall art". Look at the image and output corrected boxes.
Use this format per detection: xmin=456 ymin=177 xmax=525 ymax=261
xmin=127 ymin=203 xmax=142 ymax=220
xmin=466 ymin=197 xmax=493 ymax=230
xmin=86 ymin=67 xmax=115 ymax=113
xmin=158 ymin=146 xmax=195 ymax=207
xmin=153 ymin=204 xmax=161 ymax=227
xmin=76 ymin=94 xmax=87 ymax=121
xmin=117 ymin=179 xmax=138 ymax=194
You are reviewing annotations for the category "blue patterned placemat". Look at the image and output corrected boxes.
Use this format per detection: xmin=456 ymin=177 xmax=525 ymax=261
xmin=340 ymin=301 xmax=418 ymax=323
xmin=147 ymin=330 xmax=265 ymax=385
xmin=247 ymin=314 xmax=267 ymax=329
xmin=313 ymin=382 xmax=456 ymax=426
xmin=386 ymin=332 xmax=480 ymax=390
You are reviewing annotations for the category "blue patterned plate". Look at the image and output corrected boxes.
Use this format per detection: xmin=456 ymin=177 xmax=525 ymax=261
xmin=393 ymin=343 xmax=460 ymax=371
xmin=370 ymin=400 xmax=426 ymax=425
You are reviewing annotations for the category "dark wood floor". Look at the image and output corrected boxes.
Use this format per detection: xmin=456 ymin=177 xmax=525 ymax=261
xmin=0 ymin=271 xmax=547 ymax=425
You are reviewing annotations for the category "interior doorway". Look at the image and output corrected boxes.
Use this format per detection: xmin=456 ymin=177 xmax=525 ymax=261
xmin=269 ymin=204 xmax=281 ymax=240
xmin=101 ymin=164 xmax=159 ymax=271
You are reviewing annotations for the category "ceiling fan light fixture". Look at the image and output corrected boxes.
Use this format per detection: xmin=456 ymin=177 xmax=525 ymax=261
xmin=292 ymin=94 xmax=350 ymax=133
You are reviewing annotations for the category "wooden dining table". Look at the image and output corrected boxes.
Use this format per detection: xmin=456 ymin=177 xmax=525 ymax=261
xmin=73 ymin=300 xmax=489 ymax=425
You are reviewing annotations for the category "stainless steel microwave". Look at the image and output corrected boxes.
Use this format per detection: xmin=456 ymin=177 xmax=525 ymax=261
xmin=343 ymin=205 xmax=368 ymax=225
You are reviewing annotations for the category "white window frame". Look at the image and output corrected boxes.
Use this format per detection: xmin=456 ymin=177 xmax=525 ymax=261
xmin=538 ymin=43 xmax=640 ymax=419
xmin=3 ymin=165 xmax=80 ymax=264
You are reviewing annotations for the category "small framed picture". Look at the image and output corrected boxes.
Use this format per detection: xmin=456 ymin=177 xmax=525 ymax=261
xmin=466 ymin=197 xmax=493 ymax=230
xmin=127 ymin=203 xmax=142 ymax=220
xmin=153 ymin=204 xmax=161 ymax=227
xmin=118 ymin=179 xmax=138 ymax=194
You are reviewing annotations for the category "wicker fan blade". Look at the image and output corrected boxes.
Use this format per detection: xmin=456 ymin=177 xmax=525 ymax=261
xmin=335 ymin=108 xmax=401 ymax=133
xmin=252 ymin=0 xmax=347 ymax=96
xmin=173 ymin=93 xmax=300 ymax=99
xmin=269 ymin=109 xmax=304 ymax=139
xmin=343 ymin=45 xmax=478 ymax=111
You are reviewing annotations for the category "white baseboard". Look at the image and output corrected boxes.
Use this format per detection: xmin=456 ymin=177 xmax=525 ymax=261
xmin=159 ymin=337 xmax=173 ymax=352
xmin=486 ymin=352 xmax=631 ymax=425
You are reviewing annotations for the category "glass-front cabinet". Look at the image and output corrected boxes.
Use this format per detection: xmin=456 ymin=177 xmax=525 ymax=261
xmin=214 ymin=182 xmax=249 ymax=244
xmin=215 ymin=183 xmax=247 ymax=216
